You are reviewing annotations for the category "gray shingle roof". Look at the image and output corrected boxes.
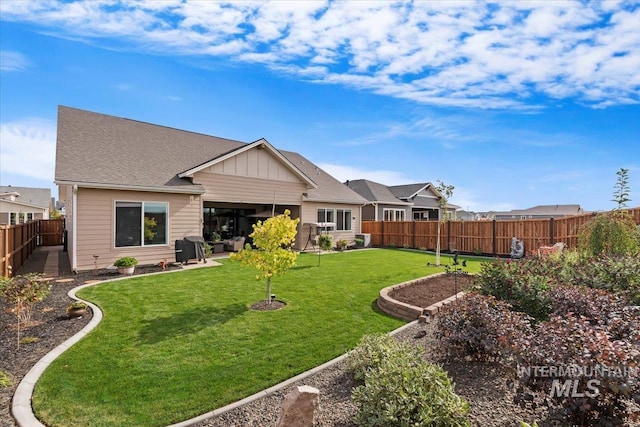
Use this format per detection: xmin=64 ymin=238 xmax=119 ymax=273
xmin=388 ymin=183 xmax=431 ymax=199
xmin=346 ymin=179 xmax=412 ymax=205
xmin=282 ymin=152 xmax=367 ymax=204
xmin=0 ymin=186 xmax=51 ymax=209
xmin=505 ymin=204 xmax=584 ymax=216
xmin=55 ymin=106 xmax=366 ymax=204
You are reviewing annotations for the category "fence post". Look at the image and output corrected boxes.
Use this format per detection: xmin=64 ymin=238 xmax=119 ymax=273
xmin=412 ymin=221 xmax=416 ymax=249
xmin=447 ymin=220 xmax=451 ymax=252
xmin=550 ymin=218 xmax=555 ymax=244
xmin=492 ymin=220 xmax=497 ymax=257
xmin=381 ymin=220 xmax=385 ymax=247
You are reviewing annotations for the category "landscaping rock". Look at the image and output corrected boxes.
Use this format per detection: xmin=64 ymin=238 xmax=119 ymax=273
xmin=277 ymin=385 xmax=320 ymax=427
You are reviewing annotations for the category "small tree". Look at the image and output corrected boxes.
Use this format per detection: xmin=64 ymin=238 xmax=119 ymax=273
xmin=579 ymin=168 xmax=639 ymax=257
xmin=435 ymin=180 xmax=455 ymax=266
xmin=578 ymin=210 xmax=640 ymax=257
xmin=612 ymin=167 xmax=631 ymax=209
xmin=231 ymin=210 xmax=300 ymax=305
xmin=0 ymin=273 xmax=51 ymax=348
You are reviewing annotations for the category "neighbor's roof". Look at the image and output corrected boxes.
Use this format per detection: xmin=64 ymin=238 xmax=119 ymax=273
xmin=0 ymin=186 xmax=51 ymax=209
xmin=492 ymin=204 xmax=584 ymax=217
xmin=346 ymin=179 xmax=412 ymax=205
xmin=55 ymin=106 xmax=366 ymax=204
xmin=388 ymin=183 xmax=432 ymax=199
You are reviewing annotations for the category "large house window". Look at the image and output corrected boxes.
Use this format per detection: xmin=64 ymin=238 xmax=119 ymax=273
xmin=317 ymin=208 xmax=335 ymax=231
xmin=336 ymin=209 xmax=352 ymax=231
xmin=383 ymin=208 xmax=405 ymax=222
xmin=115 ymin=201 xmax=168 ymax=247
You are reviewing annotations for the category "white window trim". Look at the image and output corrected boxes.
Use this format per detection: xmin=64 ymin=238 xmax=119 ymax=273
xmin=336 ymin=208 xmax=352 ymax=231
xmin=383 ymin=208 xmax=405 ymax=222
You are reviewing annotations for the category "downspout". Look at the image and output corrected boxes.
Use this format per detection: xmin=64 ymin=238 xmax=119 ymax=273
xmin=72 ymin=184 xmax=78 ymax=274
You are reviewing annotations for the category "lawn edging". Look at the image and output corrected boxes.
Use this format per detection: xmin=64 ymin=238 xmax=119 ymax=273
xmin=377 ymin=272 xmax=465 ymax=321
xmin=11 ymin=287 xmax=103 ymax=427
xmin=168 ymin=319 xmax=420 ymax=427
xmin=10 ymin=266 xmax=420 ymax=427
xmin=11 ymin=267 xmax=215 ymax=427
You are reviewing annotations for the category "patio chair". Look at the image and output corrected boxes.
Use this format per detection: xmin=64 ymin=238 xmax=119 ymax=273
xmin=223 ymin=236 xmax=246 ymax=252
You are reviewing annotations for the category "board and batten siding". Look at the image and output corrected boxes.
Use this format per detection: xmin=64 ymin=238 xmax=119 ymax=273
xmin=73 ymin=188 xmax=200 ymax=271
xmin=209 ymin=147 xmax=302 ymax=182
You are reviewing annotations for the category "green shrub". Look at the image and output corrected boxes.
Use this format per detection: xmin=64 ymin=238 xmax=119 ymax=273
xmin=345 ymin=333 xmax=423 ymax=381
xmin=578 ymin=210 xmax=640 ymax=257
xmin=0 ymin=370 xmax=11 ymax=387
xmin=555 ymin=254 xmax=640 ymax=304
xmin=475 ymin=258 xmax=557 ymax=321
xmin=352 ymin=353 xmax=470 ymax=427
xmin=318 ymin=234 xmax=333 ymax=251
xmin=113 ymin=256 xmax=138 ymax=267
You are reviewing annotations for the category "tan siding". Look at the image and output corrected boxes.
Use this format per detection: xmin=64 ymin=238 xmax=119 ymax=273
xmin=74 ymin=189 xmax=200 ymax=271
xmin=299 ymin=201 xmax=362 ymax=249
xmin=194 ymin=172 xmax=306 ymax=205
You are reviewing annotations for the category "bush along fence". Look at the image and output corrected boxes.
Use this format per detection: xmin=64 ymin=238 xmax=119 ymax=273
xmin=362 ymin=207 xmax=640 ymax=257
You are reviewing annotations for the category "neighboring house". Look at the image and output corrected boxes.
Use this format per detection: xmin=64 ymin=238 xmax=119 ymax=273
xmin=55 ymin=106 xmax=367 ymax=272
xmin=388 ymin=182 xmax=460 ymax=221
xmin=345 ymin=179 xmax=413 ymax=221
xmin=0 ymin=186 xmax=52 ymax=225
xmin=487 ymin=204 xmax=584 ymax=220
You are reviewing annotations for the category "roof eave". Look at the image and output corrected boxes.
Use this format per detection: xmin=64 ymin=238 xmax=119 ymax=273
xmin=54 ymin=180 xmax=205 ymax=194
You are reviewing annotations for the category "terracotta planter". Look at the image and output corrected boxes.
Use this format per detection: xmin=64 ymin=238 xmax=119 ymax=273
xmin=68 ymin=308 xmax=87 ymax=318
xmin=118 ymin=266 xmax=135 ymax=275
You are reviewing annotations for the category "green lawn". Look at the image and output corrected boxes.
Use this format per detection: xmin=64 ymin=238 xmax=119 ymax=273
xmin=33 ymin=249 xmax=486 ymax=427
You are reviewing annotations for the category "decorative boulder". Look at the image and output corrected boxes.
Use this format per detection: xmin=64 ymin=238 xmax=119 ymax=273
xmin=277 ymin=385 xmax=320 ymax=427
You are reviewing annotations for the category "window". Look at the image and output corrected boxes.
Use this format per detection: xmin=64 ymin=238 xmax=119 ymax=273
xmin=383 ymin=208 xmax=405 ymax=222
xmin=336 ymin=209 xmax=352 ymax=231
xmin=317 ymin=208 xmax=335 ymax=231
xmin=115 ymin=201 xmax=168 ymax=247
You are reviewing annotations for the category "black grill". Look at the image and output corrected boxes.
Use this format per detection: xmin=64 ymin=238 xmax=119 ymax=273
xmin=175 ymin=236 xmax=207 ymax=264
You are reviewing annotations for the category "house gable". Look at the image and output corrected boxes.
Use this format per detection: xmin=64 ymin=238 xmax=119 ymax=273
xmin=179 ymin=139 xmax=317 ymax=188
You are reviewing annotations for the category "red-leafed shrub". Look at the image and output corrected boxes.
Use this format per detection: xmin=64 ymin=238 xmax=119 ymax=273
xmin=435 ymin=292 xmax=534 ymax=362
xmin=514 ymin=312 xmax=640 ymax=425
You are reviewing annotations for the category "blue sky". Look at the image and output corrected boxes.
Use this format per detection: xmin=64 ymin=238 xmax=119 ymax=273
xmin=1 ymin=0 xmax=638 ymax=213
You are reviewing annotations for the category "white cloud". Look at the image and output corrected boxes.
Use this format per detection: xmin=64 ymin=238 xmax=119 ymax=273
xmin=1 ymin=0 xmax=638 ymax=109
xmin=0 ymin=118 xmax=57 ymax=181
xmin=0 ymin=51 xmax=30 ymax=72
xmin=317 ymin=163 xmax=414 ymax=186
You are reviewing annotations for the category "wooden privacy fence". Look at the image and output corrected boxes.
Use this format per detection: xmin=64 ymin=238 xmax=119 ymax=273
xmin=0 ymin=219 xmax=65 ymax=277
xmin=362 ymin=207 xmax=640 ymax=257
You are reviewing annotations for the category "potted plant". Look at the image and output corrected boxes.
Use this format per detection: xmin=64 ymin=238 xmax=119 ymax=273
xmin=114 ymin=256 xmax=138 ymax=275
xmin=210 ymin=232 xmax=224 ymax=253
xmin=66 ymin=301 xmax=87 ymax=318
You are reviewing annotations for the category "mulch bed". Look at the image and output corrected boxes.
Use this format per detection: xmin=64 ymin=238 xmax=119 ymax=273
xmin=388 ymin=273 xmax=475 ymax=307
